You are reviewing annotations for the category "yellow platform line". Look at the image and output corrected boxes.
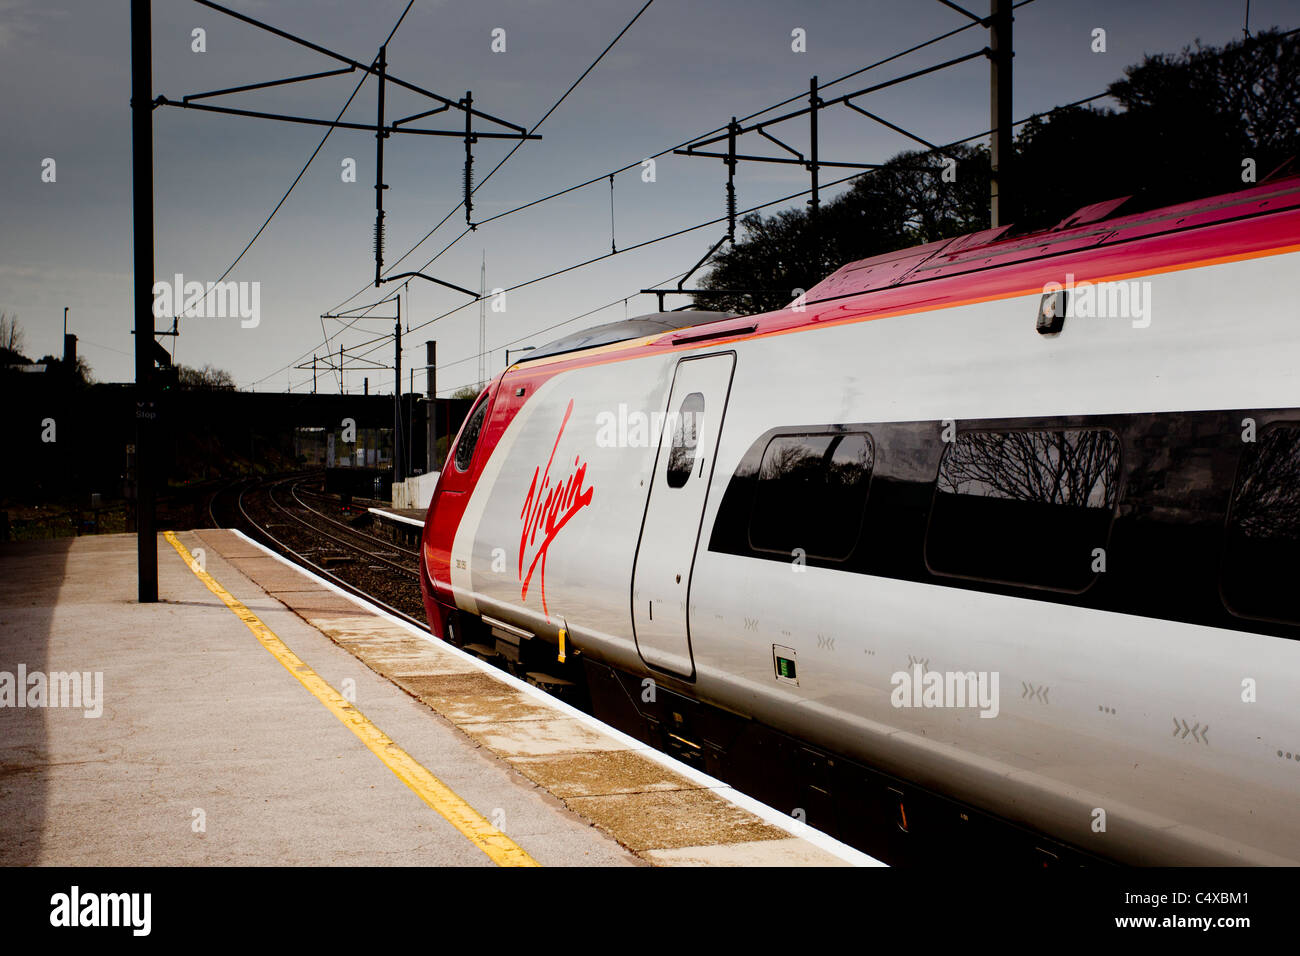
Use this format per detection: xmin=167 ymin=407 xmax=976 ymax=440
xmin=163 ymin=531 xmax=539 ymax=868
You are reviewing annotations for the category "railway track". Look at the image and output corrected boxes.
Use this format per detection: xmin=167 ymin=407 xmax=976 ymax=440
xmin=269 ymin=480 xmax=419 ymax=580
xmin=208 ymin=473 xmax=428 ymax=629
xmin=290 ymin=483 xmax=420 ymax=561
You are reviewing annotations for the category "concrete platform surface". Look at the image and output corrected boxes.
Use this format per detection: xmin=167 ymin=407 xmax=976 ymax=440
xmin=367 ymin=506 xmax=425 ymax=527
xmin=0 ymin=531 xmax=874 ymax=867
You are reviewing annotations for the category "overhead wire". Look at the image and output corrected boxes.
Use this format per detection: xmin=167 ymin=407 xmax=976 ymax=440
xmin=250 ymin=1 xmax=1298 ymax=396
xmin=325 ymin=0 xmax=659 ymax=316
xmin=275 ymin=78 xmax=1116 ymax=396
xmin=274 ymin=4 xmax=1019 ymax=391
xmin=346 ymin=87 xmax=1120 ymax=375
xmin=254 ymin=0 xmax=657 ymax=390
xmin=392 ymin=17 xmax=1300 ymax=389
xmin=329 ymin=0 xmax=1043 ymax=313
xmin=178 ymin=0 xmax=418 ymax=387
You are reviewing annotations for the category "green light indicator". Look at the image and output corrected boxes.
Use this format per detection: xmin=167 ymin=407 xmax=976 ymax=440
xmin=776 ymin=656 xmax=797 ymax=680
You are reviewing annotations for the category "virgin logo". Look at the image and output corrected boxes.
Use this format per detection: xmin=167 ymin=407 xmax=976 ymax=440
xmin=519 ymin=399 xmax=594 ymax=618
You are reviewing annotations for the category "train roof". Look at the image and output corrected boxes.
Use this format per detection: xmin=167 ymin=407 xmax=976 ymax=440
xmin=803 ymin=171 xmax=1300 ymax=305
xmin=520 ymin=311 xmax=737 ymax=363
xmin=502 ymin=172 xmax=1300 ymax=377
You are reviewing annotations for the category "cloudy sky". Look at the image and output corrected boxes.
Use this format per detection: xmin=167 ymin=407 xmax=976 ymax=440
xmin=1 ymin=0 xmax=1296 ymax=396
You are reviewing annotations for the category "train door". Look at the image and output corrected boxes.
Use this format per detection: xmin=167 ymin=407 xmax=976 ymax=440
xmin=631 ymin=352 xmax=736 ymax=678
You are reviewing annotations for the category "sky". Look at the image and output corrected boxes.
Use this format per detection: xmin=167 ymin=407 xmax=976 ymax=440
xmin=1 ymin=0 xmax=1297 ymax=397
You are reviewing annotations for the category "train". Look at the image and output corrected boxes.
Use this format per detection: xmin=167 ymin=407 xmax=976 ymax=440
xmin=418 ymin=171 xmax=1300 ymax=865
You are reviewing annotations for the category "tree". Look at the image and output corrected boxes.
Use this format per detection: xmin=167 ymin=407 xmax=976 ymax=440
xmin=696 ymin=145 xmax=989 ymax=315
xmin=33 ymin=354 xmax=95 ymax=385
xmin=177 ymin=364 xmax=236 ymax=389
xmin=695 ymin=29 xmax=1299 ymax=312
xmin=1108 ymin=28 xmax=1299 ymax=195
xmin=938 ymin=431 xmax=1120 ymax=508
xmin=1016 ymin=28 xmax=1300 ymax=228
xmin=1011 ymin=104 xmax=1137 ymax=230
xmin=0 ymin=312 xmax=24 ymax=356
xmin=1232 ymin=427 xmax=1300 ymax=538
xmin=450 ymin=384 xmax=483 ymax=400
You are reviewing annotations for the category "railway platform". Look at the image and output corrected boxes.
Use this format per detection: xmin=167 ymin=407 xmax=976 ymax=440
xmin=0 ymin=531 xmax=876 ymax=867
xmin=367 ymin=506 xmax=426 ymax=527
xmin=366 ymin=505 xmax=425 ymax=549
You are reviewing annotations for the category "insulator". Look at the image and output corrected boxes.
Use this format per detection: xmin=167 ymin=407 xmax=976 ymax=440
xmin=463 ymin=156 xmax=474 ymax=223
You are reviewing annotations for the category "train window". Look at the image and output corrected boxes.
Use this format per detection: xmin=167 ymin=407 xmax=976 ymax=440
xmin=925 ymin=428 xmax=1121 ymax=591
xmin=1222 ymin=424 xmax=1300 ymax=624
xmin=453 ymin=395 xmax=489 ymax=472
xmin=748 ymin=432 xmax=874 ymax=560
xmin=666 ymin=392 xmax=705 ymax=488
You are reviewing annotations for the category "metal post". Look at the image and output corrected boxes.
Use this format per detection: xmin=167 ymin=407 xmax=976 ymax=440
xmin=373 ymin=44 xmax=387 ymax=287
xmin=425 ymin=340 xmax=437 ymax=473
xmin=989 ymin=0 xmax=1013 ymax=226
xmin=131 ymin=0 xmax=157 ymax=603
xmin=478 ymin=251 xmax=486 ymax=390
xmin=64 ymin=334 xmax=78 ymax=387
xmin=312 ymin=354 xmax=317 ymax=394
xmin=725 ymin=117 xmax=737 ymax=243
xmin=809 ymin=76 xmax=820 ymax=228
xmin=393 ymin=309 xmax=404 ymax=485
xmin=339 ymin=344 xmax=344 ymax=394
xmin=464 ymin=90 xmax=474 ymax=225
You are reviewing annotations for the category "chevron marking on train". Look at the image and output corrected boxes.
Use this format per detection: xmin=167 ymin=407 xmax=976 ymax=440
xmin=1173 ymin=717 xmax=1210 ymax=744
xmin=1021 ymin=682 xmax=1050 ymax=703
